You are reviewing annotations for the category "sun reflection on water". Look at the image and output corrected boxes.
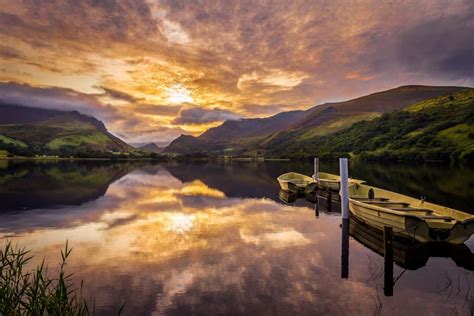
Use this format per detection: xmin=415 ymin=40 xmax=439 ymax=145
xmin=0 ymin=165 xmax=472 ymax=315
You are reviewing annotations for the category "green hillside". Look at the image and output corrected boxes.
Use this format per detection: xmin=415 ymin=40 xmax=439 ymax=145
xmin=0 ymin=105 xmax=142 ymax=158
xmin=263 ymin=89 xmax=474 ymax=163
xmin=165 ymin=85 xmax=467 ymax=156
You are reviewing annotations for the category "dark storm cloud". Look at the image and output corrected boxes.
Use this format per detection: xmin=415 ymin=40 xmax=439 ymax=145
xmin=396 ymin=7 xmax=474 ymax=79
xmin=98 ymin=86 xmax=141 ymax=102
xmin=0 ymin=82 xmax=120 ymax=120
xmin=132 ymin=103 xmax=182 ymax=117
xmin=173 ymin=106 xmax=239 ymax=125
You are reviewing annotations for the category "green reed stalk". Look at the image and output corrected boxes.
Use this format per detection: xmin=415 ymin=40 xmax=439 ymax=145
xmin=0 ymin=240 xmax=99 ymax=315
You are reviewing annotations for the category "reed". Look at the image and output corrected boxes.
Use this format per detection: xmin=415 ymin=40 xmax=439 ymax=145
xmin=0 ymin=240 xmax=90 ymax=315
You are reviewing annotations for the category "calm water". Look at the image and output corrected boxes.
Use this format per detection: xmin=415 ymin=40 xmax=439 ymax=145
xmin=0 ymin=160 xmax=473 ymax=315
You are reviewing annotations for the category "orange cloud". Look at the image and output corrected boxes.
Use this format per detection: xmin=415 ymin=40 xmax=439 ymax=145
xmin=0 ymin=0 xmax=473 ymax=144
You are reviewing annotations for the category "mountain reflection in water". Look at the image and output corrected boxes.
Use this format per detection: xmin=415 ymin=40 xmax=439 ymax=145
xmin=0 ymin=160 xmax=472 ymax=315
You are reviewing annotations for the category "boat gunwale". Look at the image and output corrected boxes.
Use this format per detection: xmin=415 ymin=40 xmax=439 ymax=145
xmin=349 ymin=197 xmax=472 ymax=225
xmin=277 ymin=172 xmax=316 ymax=184
xmin=317 ymin=173 xmax=366 ymax=185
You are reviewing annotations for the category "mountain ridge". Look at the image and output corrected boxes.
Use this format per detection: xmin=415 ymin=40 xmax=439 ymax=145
xmin=0 ymin=103 xmax=138 ymax=157
xmin=164 ymin=85 xmax=469 ymax=155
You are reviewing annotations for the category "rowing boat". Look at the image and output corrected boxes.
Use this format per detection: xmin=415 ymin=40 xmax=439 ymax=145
xmin=316 ymin=172 xmax=365 ymax=191
xmin=349 ymin=182 xmax=474 ymax=244
xmin=277 ymin=172 xmax=316 ymax=193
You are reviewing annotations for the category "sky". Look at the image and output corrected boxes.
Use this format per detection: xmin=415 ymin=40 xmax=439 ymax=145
xmin=0 ymin=0 xmax=473 ymax=145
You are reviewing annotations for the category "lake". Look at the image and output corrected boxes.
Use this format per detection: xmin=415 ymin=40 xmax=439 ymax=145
xmin=0 ymin=160 xmax=473 ymax=315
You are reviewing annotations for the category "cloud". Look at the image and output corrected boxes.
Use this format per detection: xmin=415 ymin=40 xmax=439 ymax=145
xmin=1 ymin=0 xmax=473 ymax=143
xmin=173 ymin=106 xmax=239 ymax=125
xmin=132 ymin=103 xmax=182 ymax=117
xmin=0 ymin=82 xmax=119 ymax=120
xmin=238 ymin=69 xmax=308 ymax=91
xmin=0 ymin=82 xmax=183 ymax=144
xmin=161 ymin=19 xmax=191 ymax=44
xmin=98 ymin=86 xmax=143 ymax=103
xmin=0 ymin=45 xmax=22 ymax=59
xmin=396 ymin=7 xmax=474 ymax=79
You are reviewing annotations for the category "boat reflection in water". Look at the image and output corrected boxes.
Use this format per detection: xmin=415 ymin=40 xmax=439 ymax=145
xmin=349 ymin=216 xmax=474 ymax=272
xmin=1 ymin=161 xmax=473 ymax=314
xmin=289 ymin=189 xmax=474 ymax=297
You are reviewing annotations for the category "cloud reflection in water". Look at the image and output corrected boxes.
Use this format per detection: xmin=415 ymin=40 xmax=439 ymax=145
xmin=0 ymin=163 xmax=472 ymax=315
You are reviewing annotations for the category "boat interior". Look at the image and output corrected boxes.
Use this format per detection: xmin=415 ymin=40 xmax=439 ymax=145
xmin=349 ymin=184 xmax=472 ymax=224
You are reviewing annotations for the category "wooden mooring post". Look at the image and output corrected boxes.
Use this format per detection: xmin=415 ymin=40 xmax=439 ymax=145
xmin=384 ymin=226 xmax=394 ymax=296
xmin=313 ymin=157 xmax=319 ymax=181
xmin=314 ymin=157 xmax=320 ymax=217
xmin=340 ymin=158 xmax=350 ymax=278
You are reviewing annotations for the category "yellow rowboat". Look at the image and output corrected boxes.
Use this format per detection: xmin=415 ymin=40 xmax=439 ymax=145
xmin=277 ymin=172 xmax=316 ymax=193
xmin=349 ymin=182 xmax=474 ymax=244
xmin=316 ymin=172 xmax=365 ymax=191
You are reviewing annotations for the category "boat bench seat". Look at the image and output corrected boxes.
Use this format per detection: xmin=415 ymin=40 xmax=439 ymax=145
xmin=363 ymin=201 xmax=409 ymax=206
xmin=390 ymin=207 xmax=434 ymax=213
xmin=421 ymin=215 xmax=455 ymax=221
xmin=351 ymin=196 xmax=389 ymax=201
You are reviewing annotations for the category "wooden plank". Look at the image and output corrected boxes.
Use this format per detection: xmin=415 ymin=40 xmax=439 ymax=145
xmin=363 ymin=201 xmax=409 ymax=206
xmin=421 ymin=215 xmax=454 ymax=220
xmin=390 ymin=207 xmax=433 ymax=212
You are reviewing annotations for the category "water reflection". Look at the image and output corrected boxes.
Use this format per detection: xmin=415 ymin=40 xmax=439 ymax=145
xmin=0 ymin=161 xmax=472 ymax=315
xmin=0 ymin=160 xmax=140 ymax=211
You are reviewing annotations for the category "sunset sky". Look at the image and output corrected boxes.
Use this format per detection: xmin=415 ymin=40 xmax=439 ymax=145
xmin=1 ymin=0 xmax=473 ymax=145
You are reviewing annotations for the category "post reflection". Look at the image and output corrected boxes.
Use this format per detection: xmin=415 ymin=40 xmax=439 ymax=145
xmin=309 ymin=189 xmax=474 ymax=298
xmin=383 ymin=226 xmax=394 ymax=297
xmin=0 ymin=162 xmax=472 ymax=315
xmin=341 ymin=218 xmax=349 ymax=279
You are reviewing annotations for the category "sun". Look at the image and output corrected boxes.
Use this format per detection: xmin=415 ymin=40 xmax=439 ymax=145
xmin=166 ymin=84 xmax=194 ymax=104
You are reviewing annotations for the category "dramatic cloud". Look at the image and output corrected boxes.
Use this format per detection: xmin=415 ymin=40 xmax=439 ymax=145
xmin=98 ymin=86 xmax=143 ymax=103
xmin=173 ymin=106 xmax=239 ymax=125
xmin=0 ymin=82 xmax=118 ymax=120
xmin=0 ymin=0 xmax=473 ymax=144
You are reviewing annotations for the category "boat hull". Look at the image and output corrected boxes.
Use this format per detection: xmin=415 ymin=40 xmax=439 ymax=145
xmin=277 ymin=172 xmax=316 ymax=193
xmin=316 ymin=172 xmax=365 ymax=191
xmin=317 ymin=179 xmax=340 ymax=191
xmin=348 ymin=184 xmax=474 ymax=244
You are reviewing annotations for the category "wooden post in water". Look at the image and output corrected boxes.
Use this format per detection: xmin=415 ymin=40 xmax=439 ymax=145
xmin=340 ymin=158 xmax=350 ymax=278
xmin=339 ymin=158 xmax=349 ymax=219
xmin=383 ymin=226 xmax=394 ymax=296
xmin=313 ymin=157 xmax=319 ymax=181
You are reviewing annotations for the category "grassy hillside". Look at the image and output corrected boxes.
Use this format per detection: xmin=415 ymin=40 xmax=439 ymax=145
xmin=264 ymin=85 xmax=467 ymax=145
xmin=0 ymin=105 xmax=141 ymax=158
xmin=165 ymin=110 xmax=306 ymax=154
xmin=138 ymin=142 xmax=165 ymax=154
xmin=263 ymin=89 xmax=474 ymax=163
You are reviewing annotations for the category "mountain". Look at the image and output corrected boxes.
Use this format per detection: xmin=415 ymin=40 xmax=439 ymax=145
xmin=165 ymin=110 xmax=307 ymax=154
xmin=0 ymin=104 xmax=138 ymax=157
xmin=199 ymin=110 xmax=307 ymax=142
xmin=138 ymin=142 xmax=164 ymax=153
xmin=264 ymin=88 xmax=474 ymax=162
xmin=164 ymin=85 xmax=468 ymax=155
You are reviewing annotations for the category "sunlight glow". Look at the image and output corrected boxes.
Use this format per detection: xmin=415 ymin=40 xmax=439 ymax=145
xmin=166 ymin=84 xmax=194 ymax=104
xmin=167 ymin=213 xmax=196 ymax=234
